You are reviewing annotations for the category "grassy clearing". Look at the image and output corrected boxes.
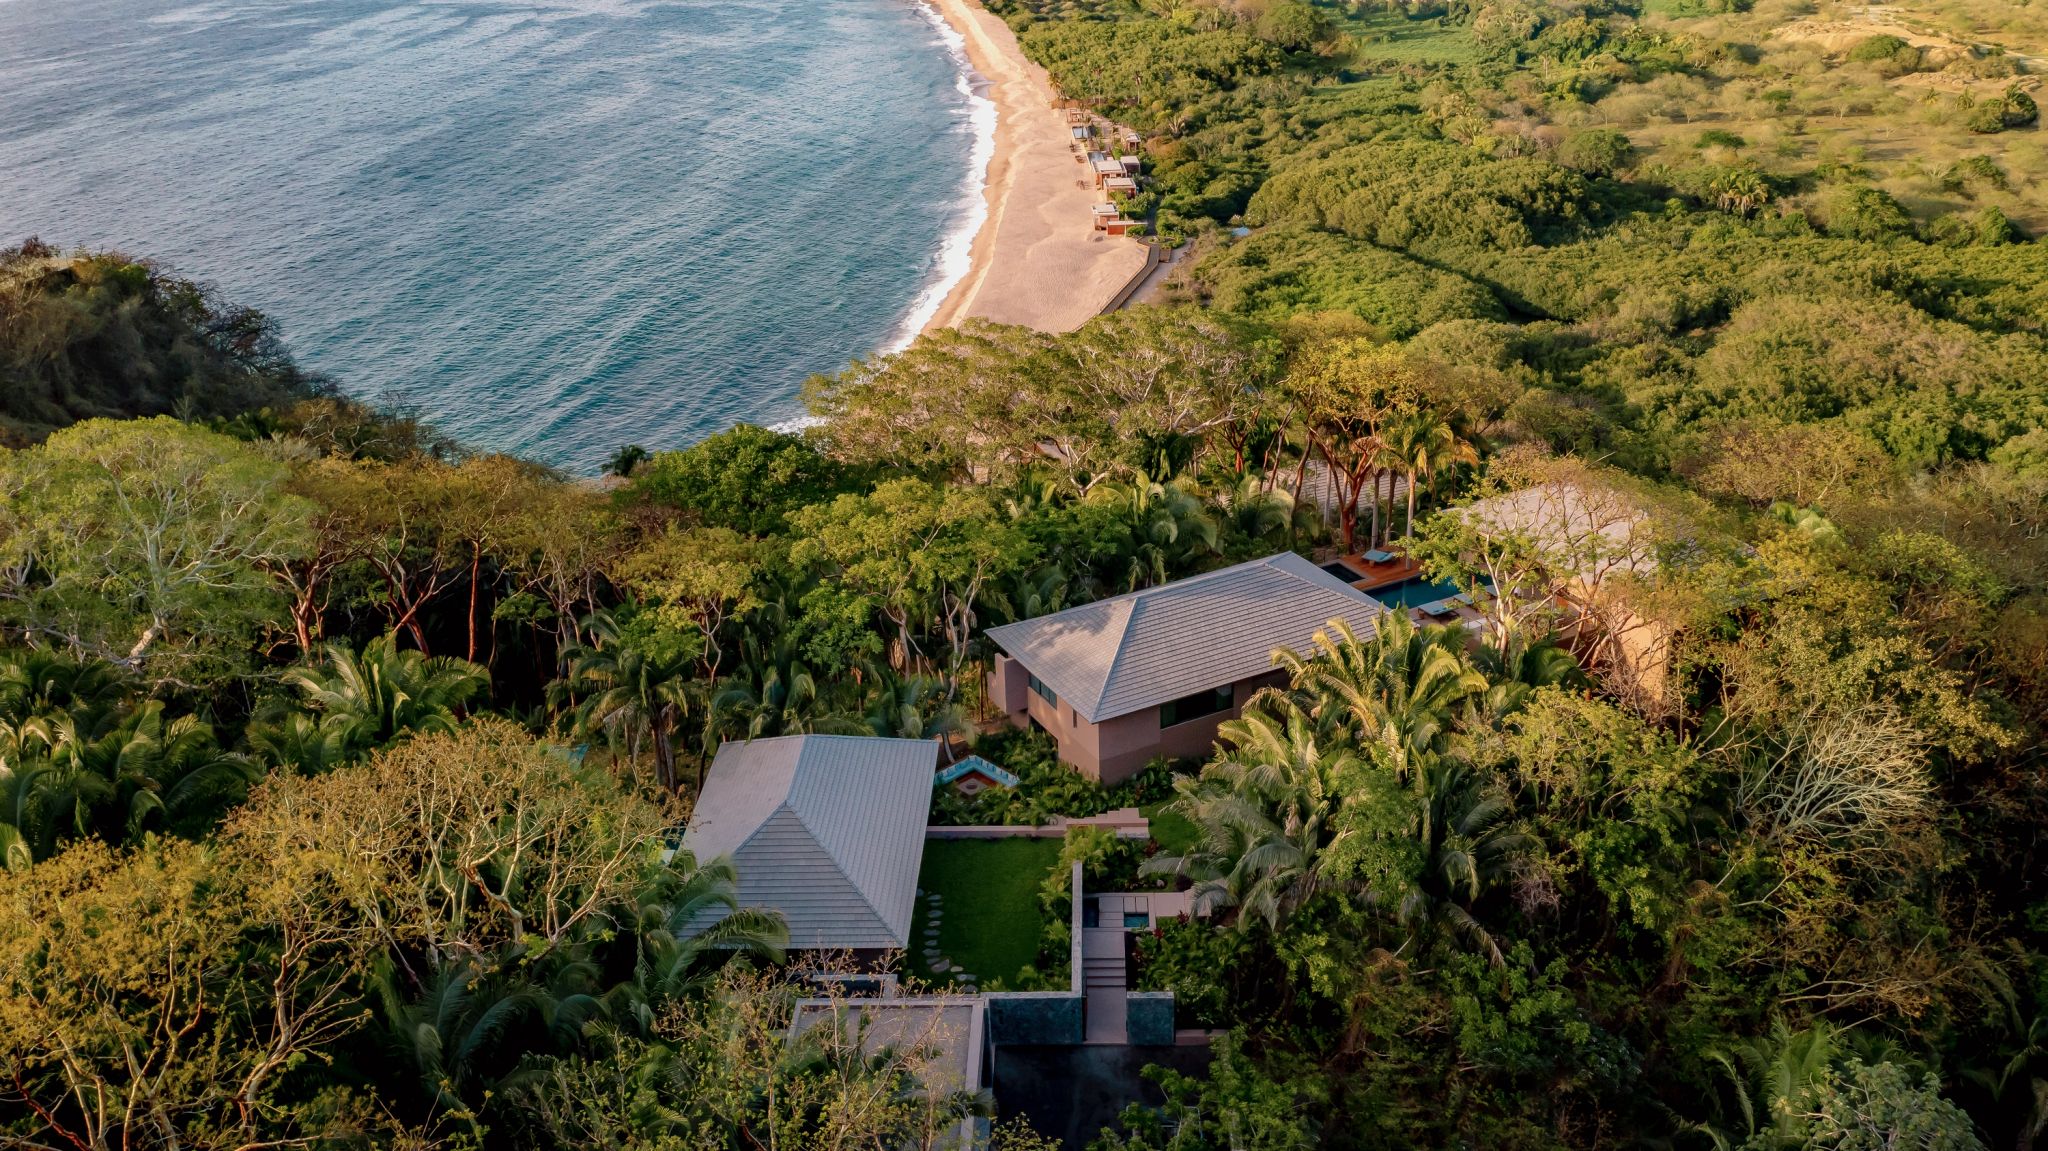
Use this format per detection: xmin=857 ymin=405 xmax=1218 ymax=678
xmin=1333 ymin=9 xmax=1481 ymax=66
xmin=907 ymin=837 xmax=1063 ymax=990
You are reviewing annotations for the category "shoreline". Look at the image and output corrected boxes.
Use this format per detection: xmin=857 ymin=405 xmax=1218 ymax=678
xmin=916 ymin=0 xmax=1150 ymax=335
xmin=883 ymin=0 xmax=998 ymax=351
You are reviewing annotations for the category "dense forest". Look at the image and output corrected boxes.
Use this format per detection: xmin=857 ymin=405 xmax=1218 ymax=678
xmin=3 ymin=0 xmax=2045 ymax=1148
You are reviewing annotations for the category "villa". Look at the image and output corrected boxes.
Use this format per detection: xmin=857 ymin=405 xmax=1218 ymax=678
xmin=986 ymin=552 xmax=1387 ymax=783
xmin=1457 ymin=479 xmax=1676 ymax=707
xmin=679 ymin=734 xmax=937 ymax=956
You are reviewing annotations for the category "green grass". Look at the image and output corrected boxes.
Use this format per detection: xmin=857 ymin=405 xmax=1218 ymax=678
xmin=907 ymin=838 xmax=1063 ymax=989
xmin=1141 ymin=801 xmax=1202 ymax=857
xmin=1332 ymin=9 xmax=1482 ymax=66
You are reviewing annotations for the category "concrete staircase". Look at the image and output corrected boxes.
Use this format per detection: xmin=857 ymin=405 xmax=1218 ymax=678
xmin=1082 ymin=929 xmax=1128 ymax=989
xmin=1082 ymin=928 xmax=1129 ymax=1044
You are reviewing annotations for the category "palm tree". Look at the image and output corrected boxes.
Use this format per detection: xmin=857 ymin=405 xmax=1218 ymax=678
xmin=1379 ymin=757 xmax=1530 ymax=966
xmin=1214 ymin=473 xmax=1303 ymax=554
xmin=1087 ymin=479 xmax=1220 ymax=592
xmin=604 ymin=444 xmax=650 ymax=479
xmin=0 ymin=649 xmax=130 ymax=725
xmin=993 ymin=563 xmax=1071 ymax=625
xmin=1271 ymin=613 xmax=1488 ymax=777
xmin=1411 ymin=412 xmax=1478 ymax=509
xmin=2 ymin=702 xmax=258 ymax=859
xmin=259 ymin=633 xmax=489 ymax=767
xmin=1380 ymin=413 xmax=1430 ymax=543
xmin=1470 ymin=633 xmax=1583 ymax=722
xmin=632 ymin=850 xmax=787 ymax=1005
xmin=560 ymin=612 xmax=696 ymax=792
xmin=243 ymin=711 xmax=354 ymax=775
xmin=377 ymin=957 xmax=560 ymax=1127
xmin=1700 ymin=1019 xmax=1840 ymax=1149
xmin=860 ymin=671 xmax=968 ymax=746
xmin=1143 ymin=702 xmax=1361 ymax=932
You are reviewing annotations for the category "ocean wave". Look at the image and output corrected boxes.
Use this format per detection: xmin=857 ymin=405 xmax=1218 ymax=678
xmin=881 ymin=0 xmax=995 ymax=354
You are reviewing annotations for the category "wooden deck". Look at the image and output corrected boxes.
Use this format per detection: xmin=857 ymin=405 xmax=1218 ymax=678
xmin=1328 ymin=551 xmax=1492 ymax=633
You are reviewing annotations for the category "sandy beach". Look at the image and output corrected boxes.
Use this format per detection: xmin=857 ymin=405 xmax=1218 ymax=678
xmin=921 ymin=0 xmax=1152 ymax=334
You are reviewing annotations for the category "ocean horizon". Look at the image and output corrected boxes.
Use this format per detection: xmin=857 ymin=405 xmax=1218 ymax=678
xmin=0 ymin=0 xmax=989 ymax=472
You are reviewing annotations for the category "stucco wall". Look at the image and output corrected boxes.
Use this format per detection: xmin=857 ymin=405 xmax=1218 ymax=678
xmin=1092 ymin=668 xmax=1288 ymax=783
xmin=995 ymin=660 xmax=1290 ymax=784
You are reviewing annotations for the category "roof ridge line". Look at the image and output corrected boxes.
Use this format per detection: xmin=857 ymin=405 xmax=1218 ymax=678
xmin=988 ymin=553 xmax=1289 ymax=637
xmin=780 ymin=761 xmax=904 ymax=940
xmin=782 ymin=800 xmax=899 ymax=938
xmin=1085 ymin=597 xmax=1139 ymax=722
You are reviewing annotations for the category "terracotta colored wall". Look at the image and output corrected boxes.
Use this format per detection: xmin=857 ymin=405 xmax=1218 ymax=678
xmin=991 ymin=660 xmax=1288 ymax=784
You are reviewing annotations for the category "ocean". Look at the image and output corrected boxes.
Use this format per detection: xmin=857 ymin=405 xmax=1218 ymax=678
xmin=0 ymin=0 xmax=988 ymax=472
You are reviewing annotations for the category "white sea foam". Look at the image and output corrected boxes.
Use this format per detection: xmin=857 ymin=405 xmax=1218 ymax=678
xmin=882 ymin=0 xmax=996 ymax=354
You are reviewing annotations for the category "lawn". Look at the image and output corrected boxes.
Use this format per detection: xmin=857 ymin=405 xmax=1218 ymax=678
xmin=908 ymin=837 xmax=1063 ymax=990
xmin=1140 ymin=801 xmax=1202 ymax=858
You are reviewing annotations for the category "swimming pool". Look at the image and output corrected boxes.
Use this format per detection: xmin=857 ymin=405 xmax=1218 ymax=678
xmin=1367 ymin=575 xmax=1466 ymax=610
xmin=1319 ymin=560 xmax=1365 ymax=582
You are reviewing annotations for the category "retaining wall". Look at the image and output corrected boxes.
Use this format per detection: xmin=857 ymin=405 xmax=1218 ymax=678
xmin=1125 ymin=992 xmax=1176 ymax=1046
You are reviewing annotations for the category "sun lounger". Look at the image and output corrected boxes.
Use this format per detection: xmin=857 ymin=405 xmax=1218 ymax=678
xmin=1363 ymin=548 xmax=1395 ymax=564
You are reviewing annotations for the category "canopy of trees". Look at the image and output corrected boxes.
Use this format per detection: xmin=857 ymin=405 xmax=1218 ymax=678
xmin=4 ymin=0 xmax=2047 ymax=1144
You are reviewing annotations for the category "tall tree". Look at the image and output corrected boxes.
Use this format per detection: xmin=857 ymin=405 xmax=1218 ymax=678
xmin=559 ymin=611 xmax=698 ymax=792
xmin=1284 ymin=340 xmax=1441 ymax=553
xmin=0 ymin=418 xmax=310 ymax=682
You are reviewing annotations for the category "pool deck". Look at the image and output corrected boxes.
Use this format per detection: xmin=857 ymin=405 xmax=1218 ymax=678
xmin=1333 ymin=551 xmax=1421 ymax=590
xmin=1330 ymin=551 xmax=1491 ymax=632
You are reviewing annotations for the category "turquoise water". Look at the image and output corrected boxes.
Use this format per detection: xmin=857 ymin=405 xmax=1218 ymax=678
xmin=0 ymin=0 xmax=985 ymax=472
xmin=1368 ymin=576 xmax=1463 ymax=610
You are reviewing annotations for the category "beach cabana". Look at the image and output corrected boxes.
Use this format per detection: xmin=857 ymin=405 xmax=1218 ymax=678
xmin=1103 ymin=175 xmax=1138 ymax=197
xmin=1119 ymin=155 xmax=1142 ymax=176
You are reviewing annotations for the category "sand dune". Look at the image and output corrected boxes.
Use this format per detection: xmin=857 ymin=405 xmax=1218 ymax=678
xmin=921 ymin=0 xmax=1152 ymax=334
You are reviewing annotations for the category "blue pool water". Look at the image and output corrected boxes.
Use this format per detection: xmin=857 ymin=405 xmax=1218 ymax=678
xmin=1368 ymin=575 xmax=1464 ymax=610
xmin=0 ymin=0 xmax=986 ymax=472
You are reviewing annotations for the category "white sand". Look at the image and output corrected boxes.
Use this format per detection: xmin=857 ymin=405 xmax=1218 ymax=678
xmin=921 ymin=0 xmax=1152 ymax=334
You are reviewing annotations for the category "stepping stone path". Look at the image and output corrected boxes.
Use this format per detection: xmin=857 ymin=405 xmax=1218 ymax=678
xmin=917 ymin=892 xmax=976 ymax=988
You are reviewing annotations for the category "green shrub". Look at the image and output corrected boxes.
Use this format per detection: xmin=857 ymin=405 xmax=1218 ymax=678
xmin=1196 ymin=224 xmax=1506 ymax=337
xmin=1555 ymin=128 xmax=1635 ymax=176
xmin=1817 ymin=185 xmax=1915 ymax=242
xmin=1847 ymin=34 xmax=1922 ymax=76
xmin=630 ymin=424 xmax=852 ymax=535
xmin=929 ymin=730 xmax=1181 ymax=827
xmin=1975 ymin=206 xmax=2025 ymax=246
xmin=1966 ymin=100 xmax=2012 ymax=134
xmin=1696 ymin=128 xmax=1746 ymax=150
xmin=1252 ymin=1 xmax=1328 ymax=52
xmin=2001 ymin=82 xmax=2039 ymax=128
xmin=1940 ymin=155 xmax=2009 ymax=193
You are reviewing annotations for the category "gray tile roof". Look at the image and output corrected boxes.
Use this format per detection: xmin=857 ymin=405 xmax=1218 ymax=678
xmin=985 ymin=552 xmax=1387 ymax=723
xmin=681 ymin=735 xmax=938 ymax=950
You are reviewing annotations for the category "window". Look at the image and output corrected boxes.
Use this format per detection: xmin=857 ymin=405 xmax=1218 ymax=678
xmin=1027 ymin=672 xmax=1056 ymax=707
xmin=1159 ymin=684 xmax=1233 ymax=729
